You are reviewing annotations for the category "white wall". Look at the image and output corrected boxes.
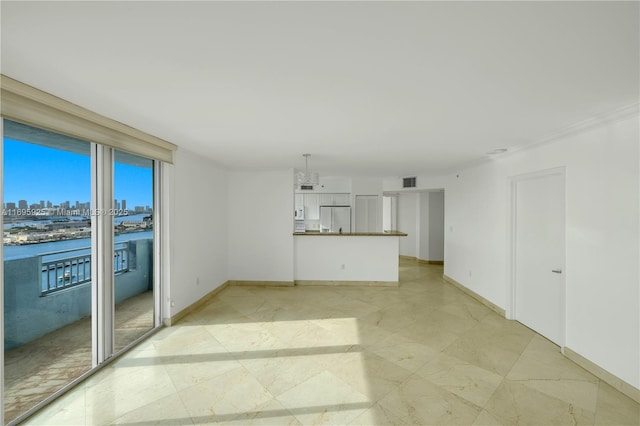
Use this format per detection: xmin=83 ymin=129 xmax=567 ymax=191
xmin=398 ymin=192 xmax=419 ymax=257
xmin=294 ymin=236 xmax=400 ymax=282
xmin=445 ymin=113 xmax=640 ymax=388
xmin=228 ymin=169 xmax=294 ymax=282
xmin=169 ymin=148 xmax=229 ymax=316
xmin=297 ymin=176 xmax=351 ymax=193
xmin=383 ymin=174 xmax=447 ymax=192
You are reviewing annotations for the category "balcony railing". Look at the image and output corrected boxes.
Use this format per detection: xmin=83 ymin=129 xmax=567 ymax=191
xmin=40 ymin=243 xmax=130 ymax=295
xmin=4 ymin=238 xmax=153 ymax=351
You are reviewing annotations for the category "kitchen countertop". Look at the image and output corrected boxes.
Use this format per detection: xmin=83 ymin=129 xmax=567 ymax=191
xmin=293 ymin=231 xmax=407 ymax=236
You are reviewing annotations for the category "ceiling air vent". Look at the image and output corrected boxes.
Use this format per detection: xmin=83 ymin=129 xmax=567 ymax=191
xmin=300 ymin=184 xmax=314 ymax=191
xmin=403 ymin=177 xmax=417 ymax=188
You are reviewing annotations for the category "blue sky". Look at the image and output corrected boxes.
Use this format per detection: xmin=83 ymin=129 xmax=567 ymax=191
xmin=3 ymin=138 xmax=152 ymax=208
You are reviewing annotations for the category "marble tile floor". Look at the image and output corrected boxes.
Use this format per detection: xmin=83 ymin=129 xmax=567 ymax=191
xmin=5 ymin=291 xmax=154 ymax=423
xmin=22 ymin=261 xmax=639 ymax=425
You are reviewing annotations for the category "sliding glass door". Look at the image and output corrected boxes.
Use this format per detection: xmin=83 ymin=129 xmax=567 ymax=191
xmin=113 ymin=150 xmax=155 ymax=351
xmin=3 ymin=121 xmax=93 ymax=422
xmin=2 ymin=122 xmax=161 ymax=424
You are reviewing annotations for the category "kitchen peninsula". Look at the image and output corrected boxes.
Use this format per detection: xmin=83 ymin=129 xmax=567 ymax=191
xmin=293 ymin=231 xmax=407 ymax=286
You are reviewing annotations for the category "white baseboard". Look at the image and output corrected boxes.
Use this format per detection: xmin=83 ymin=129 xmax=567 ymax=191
xmin=442 ymin=274 xmax=506 ymax=317
xmin=562 ymin=346 xmax=640 ymax=404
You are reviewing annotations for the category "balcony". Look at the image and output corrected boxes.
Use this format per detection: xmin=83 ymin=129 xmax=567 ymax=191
xmin=3 ymin=239 xmax=154 ymax=422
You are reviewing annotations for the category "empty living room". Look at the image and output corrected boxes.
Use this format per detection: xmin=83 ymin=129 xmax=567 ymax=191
xmin=0 ymin=1 xmax=638 ymax=425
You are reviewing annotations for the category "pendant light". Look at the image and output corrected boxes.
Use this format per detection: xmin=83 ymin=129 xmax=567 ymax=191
xmin=295 ymin=153 xmax=319 ymax=188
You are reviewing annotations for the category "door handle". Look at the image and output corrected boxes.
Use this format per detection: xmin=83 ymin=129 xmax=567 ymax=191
xmin=551 ymin=269 xmax=563 ymax=274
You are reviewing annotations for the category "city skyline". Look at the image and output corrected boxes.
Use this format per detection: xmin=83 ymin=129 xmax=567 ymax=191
xmin=3 ymin=138 xmax=153 ymax=208
xmin=3 ymin=198 xmax=151 ymax=211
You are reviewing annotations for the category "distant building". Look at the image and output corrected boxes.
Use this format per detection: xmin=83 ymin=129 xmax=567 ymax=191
xmin=18 ymin=200 xmax=27 ymax=209
xmin=6 ymin=202 xmax=16 ymax=210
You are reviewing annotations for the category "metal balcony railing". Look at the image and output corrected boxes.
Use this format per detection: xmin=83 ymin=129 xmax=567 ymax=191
xmin=40 ymin=243 xmax=130 ymax=295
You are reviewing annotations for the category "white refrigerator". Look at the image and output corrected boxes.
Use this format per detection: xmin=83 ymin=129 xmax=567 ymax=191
xmin=320 ymin=206 xmax=351 ymax=233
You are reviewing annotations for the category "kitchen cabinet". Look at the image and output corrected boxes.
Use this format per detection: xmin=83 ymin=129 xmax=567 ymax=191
xmin=333 ymin=194 xmax=350 ymax=205
xmin=319 ymin=194 xmax=333 ymax=206
xmin=304 ymin=194 xmax=320 ymax=220
xmin=319 ymin=193 xmax=351 ymax=206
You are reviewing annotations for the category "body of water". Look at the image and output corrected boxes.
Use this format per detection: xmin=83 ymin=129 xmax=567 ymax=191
xmin=4 ymin=229 xmax=153 ymax=260
xmin=3 ymin=213 xmax=150 ymax=230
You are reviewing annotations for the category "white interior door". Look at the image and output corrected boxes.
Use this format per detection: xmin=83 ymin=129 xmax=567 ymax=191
xmin=514 ymin=169 xmax=565 ymax=345
xmin=356 ymin=195 xmax=378 ymax=232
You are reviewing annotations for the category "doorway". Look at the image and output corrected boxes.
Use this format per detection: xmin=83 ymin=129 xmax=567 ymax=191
xmin=510 ymin=168 xmax=566 ymax=345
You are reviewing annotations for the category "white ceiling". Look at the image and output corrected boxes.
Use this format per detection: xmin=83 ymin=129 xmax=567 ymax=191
xmin=2 ymin=1 xmax=638 ymax=177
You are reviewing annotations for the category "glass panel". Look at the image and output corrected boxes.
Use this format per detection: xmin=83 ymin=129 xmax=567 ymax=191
xmin=113 ymin=150 xmax=154 ymax=351
xmin=3 ymin=120 xmax=92 ymax=422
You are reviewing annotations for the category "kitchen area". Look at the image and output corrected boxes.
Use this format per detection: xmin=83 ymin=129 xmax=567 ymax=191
xmin=293 ymin=182 xmax=407 ymax=286
xmin=294 ymin=192 xmax=352 ymax=233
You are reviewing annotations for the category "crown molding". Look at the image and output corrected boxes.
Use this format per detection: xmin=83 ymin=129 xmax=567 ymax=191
xmin=444 ymin=102 xmax=640 ymax=176
xmin=511 ymin=102 xmax=639 ymax=156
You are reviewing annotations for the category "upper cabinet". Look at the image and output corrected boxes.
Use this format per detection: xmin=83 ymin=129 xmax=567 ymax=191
xmin=319 ymin=193 xmax=351 ymax=206
xmin=332 ymin=194 xmax=350 ymax=205
xmin=319 ymin=194 xmax=332 ymax=206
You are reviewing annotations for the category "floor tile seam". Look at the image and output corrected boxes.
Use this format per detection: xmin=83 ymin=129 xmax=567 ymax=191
xmin=271 ymin=369 xmax=375 ymax=426
xmin=478 ymin=376 xmax=511 ymax=416
xmin=199 ymin=324 xmax=241 ymax=353
xmin=489 ymin=331 xmax=536 ymax=381
xmin=85 ymin=366 xmax=180 ymax=425
xmin=494 ymin=376 xmax=602 ymax=409
xmin=413 ymin=352 xmax=504 ymax=382
xmin=235 ymin=352 xmax=330 ymax=397
xmin=170 ymin=379 xmax=202 ymax=426
xmin=434 ymin=303 xmax=493 ymax=324
xmin=158 ymin=351 xmax=218 ymax=396
xmin=376 ymin=370 xmax=481 ymax=423
xmin=206 ymin=336 xmax=292 ymax=365
xmin=506 ymin=374 xmax=601 ymax=385
xmin=226 ymin=362 xmax=293 ymax=424
xmin=174 ymin=364 xmax=283 ymax=425
xmin=107 ymin=387 xmax=193 ymax=426
xmin=366 ymin=346 xmax=435 ymax=375
xmin=592 ymin=380 xmax=640 ymax=419
xmin=196 ymin=303 xmax=250 ymax=323
xmin=503 ymin=377 xmax=601 ymax=414
xmin=409 ymin=367 xmax=494 ymax=413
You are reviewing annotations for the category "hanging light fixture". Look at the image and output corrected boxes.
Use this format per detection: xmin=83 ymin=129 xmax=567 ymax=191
xmin=295 ymin=153 xmax=319 ymax=188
